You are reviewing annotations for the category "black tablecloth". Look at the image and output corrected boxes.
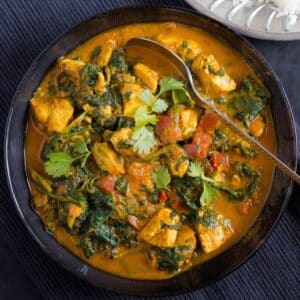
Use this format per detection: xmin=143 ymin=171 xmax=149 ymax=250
xmin=0 ymin=0 xmax=299 ymax=299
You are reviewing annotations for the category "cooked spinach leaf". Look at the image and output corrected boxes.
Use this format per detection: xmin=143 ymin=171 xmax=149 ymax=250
xmin=109 ymin=49 xmax=128 ymax=73
xmin=151 ymin=246 xmax=185 ymax=274
xmin=57 ymin=71 xmax=74 ymax=93
xmin=80 ymin=64 xmax=102 ymax=87
xmin=90 ymin=46 xmax=101 ymax=63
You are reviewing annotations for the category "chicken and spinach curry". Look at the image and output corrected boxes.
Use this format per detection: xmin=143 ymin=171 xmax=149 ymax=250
xmin=25 ymin=23 xmax=275 ymax=279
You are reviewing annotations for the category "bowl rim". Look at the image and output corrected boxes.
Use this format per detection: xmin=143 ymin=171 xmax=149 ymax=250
xmin=4 ymin=5 xmax=297 ymax=296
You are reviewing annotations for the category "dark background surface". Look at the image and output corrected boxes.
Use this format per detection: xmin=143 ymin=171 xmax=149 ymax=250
xmin=0 ymin=0 xmax=299 ymax=299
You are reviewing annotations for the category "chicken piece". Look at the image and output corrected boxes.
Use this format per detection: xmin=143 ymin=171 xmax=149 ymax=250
xmin=116 ymin=73 xmax=136 ymax=83
xmin=31 ymin=98 xmax=51 ymax=125
xmin=121 ymin=83 xmax=144 ymax=115
xmin=91 ymin=142 xmax=125 ymax=175
xmin=176 ymin=225 xmax=197 ymax=266
xmin=110 ymin=128 xmax=135 ymax=156
xmin=67 ymin=203 xmax=82 ymax=229
xmin=156 ymin=34 xmax=180 ymax=52
xmin=126 ymin=161 xmax=156 ymax=197
xmin=47 ymin=98 xmax=74 ymax=132
xmin=156 ymin=34 xmax=201 ymax=61
xmin=249 ymin=116 xmax=265 ymax=137
xmin=167 ymin=145 xmax=189 ymax=178
xmin=147 ymin=228 xmax=178 ymax=248
xmin=170 ymin=106 xmax=199 ymax=140
xmin=144 ymin=144 xmax=189 ymax=178
xmin=96 ymin=39 xmax=116 ymax=67
xmin=192 ymin=54 xmax=236 ymax=92
xmin=213 ymin=163 xmax=227 ymax=183
xmin=95 ymin=71 xmax=106 ymax=95
xmin=176 ymin=225 xmax=197 ymax=250
xmin=59 ymin=58 xmax=85 ymax=76
xmin=138 ymin=208 xmax=180 ymax=248
xmin=134 ymin=63 xmax=159 ymax=93
xmin=32 ymin=193 xmax=48 ymax=208
xmin=196 ymin=210 xmax=234 ymax=253
xmin=177 ymin=40 xmax=202 ymax=61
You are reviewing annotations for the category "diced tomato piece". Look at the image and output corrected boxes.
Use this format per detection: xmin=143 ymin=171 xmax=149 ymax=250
xmin=158 ymin=190 xmax=168 ymax=202
xmin=155 ymin=115 xmax=181 ymax=144
xmin=168 ymin=189 xmax=186 ymax=213
xmin=128 ymin=215 xmax=140 ymax=231
xmin=202 ymin=159 xmax=214 ymax=175
xmin=198 ymin=113 xmax=219 ymax=132
xmin=185 ymin=130 xmax=213 ymax=159
xmin=183 ymin=143 xmax=198 ymax=158
xmin=210 ymin=151 xmax=228 ymax=169
xmin=96 ymin=175 xmax=115 ymax=194
xmin=193 ymin=131 xmax=213 ymax=156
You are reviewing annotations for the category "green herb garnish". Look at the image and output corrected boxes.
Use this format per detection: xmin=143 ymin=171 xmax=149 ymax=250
xmin=152 ymin=165 xmax=171 ymax=189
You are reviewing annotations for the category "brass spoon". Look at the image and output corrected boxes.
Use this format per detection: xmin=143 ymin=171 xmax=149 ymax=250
xmin=124 ymin=37 xmax=300 ymax=184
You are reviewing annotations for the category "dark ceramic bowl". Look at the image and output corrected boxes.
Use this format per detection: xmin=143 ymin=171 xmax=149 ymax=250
xmin=4 ymin=7 xmax=297 ymax=296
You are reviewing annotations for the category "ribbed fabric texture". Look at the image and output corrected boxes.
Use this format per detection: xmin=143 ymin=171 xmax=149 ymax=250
xmin=0 ymin=0 xmax=299 ymax=299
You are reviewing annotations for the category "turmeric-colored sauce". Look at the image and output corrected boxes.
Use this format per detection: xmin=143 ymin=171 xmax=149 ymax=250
xmin=25 ymin=23 xmax=275 ymax=280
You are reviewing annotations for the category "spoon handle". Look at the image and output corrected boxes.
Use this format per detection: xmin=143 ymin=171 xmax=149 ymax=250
xmin=191 ymin=86 xmax=300 ymax=185
xmin=124 ymin=38 xmax=299 ymax=184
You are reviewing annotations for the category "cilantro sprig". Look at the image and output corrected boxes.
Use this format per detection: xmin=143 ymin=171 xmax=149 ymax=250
xmin=129 ymin=76 xmax=194 ymax=154
xmin=152 ymin=165 xmax=171 ymax=189
xmin=130 ymin=105 xmax=157 ymax=154
xmin=133 ymin=106 xmax=157 ymax=127
xmin=45 ymin=140 xmax=91 ymax=177
xmin=157 ymin=77 xmax=194 ymax=108
xmin=129 ymin=89 xmax=168 ymax=154
xmin=138 ymin=89 xmax=169 ymax=114
xmin=188 ymin=162 xmax=220 ymax=206
xmin=45 ymin=152 xmax=75 ymax=178
xmin=132 ymin=126 xmax=156 ymax=154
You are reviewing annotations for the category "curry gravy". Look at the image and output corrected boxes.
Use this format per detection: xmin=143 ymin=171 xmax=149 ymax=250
xmin=25 ymin=23 xmax=276 ymax=279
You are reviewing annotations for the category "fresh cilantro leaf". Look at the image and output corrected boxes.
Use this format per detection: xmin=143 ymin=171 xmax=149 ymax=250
xmin=188 ymin=161 xmax=204 ymax=177
xmin=132 ymin=126 xmax=156 ymax=154
xmin=157 ymin=77 xmax=184 ymax=97
xmin=172 ymin=89 xmax=194 ymax=108
xmin=152 ymin=165 xmax=171 ymax=189
xmin=138 ymin=90 xmax=168 ymax=113
xmin=157 ymin=76 xmax=194 ymax=108
xmin=134 ymin=106 xmax=157 ymax=127
xmin=188 ymin=162 xmax=219 ymax=206
xmin=45 ymin=152 xmax=74 ymax=177
xmin=200 ymin=181 xmax=220 ymax=206
xmin=75 ymin=140 xmax=89 ymax=154
xmin=138 ymin=89 xmax=154 ymax=106
xmin=152 ymin=99 xmax=169 ymax=113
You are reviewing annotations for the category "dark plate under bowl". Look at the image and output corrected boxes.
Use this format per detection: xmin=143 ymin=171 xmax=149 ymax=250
xmin=4 ymin=7 xmax=297 ymax=296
